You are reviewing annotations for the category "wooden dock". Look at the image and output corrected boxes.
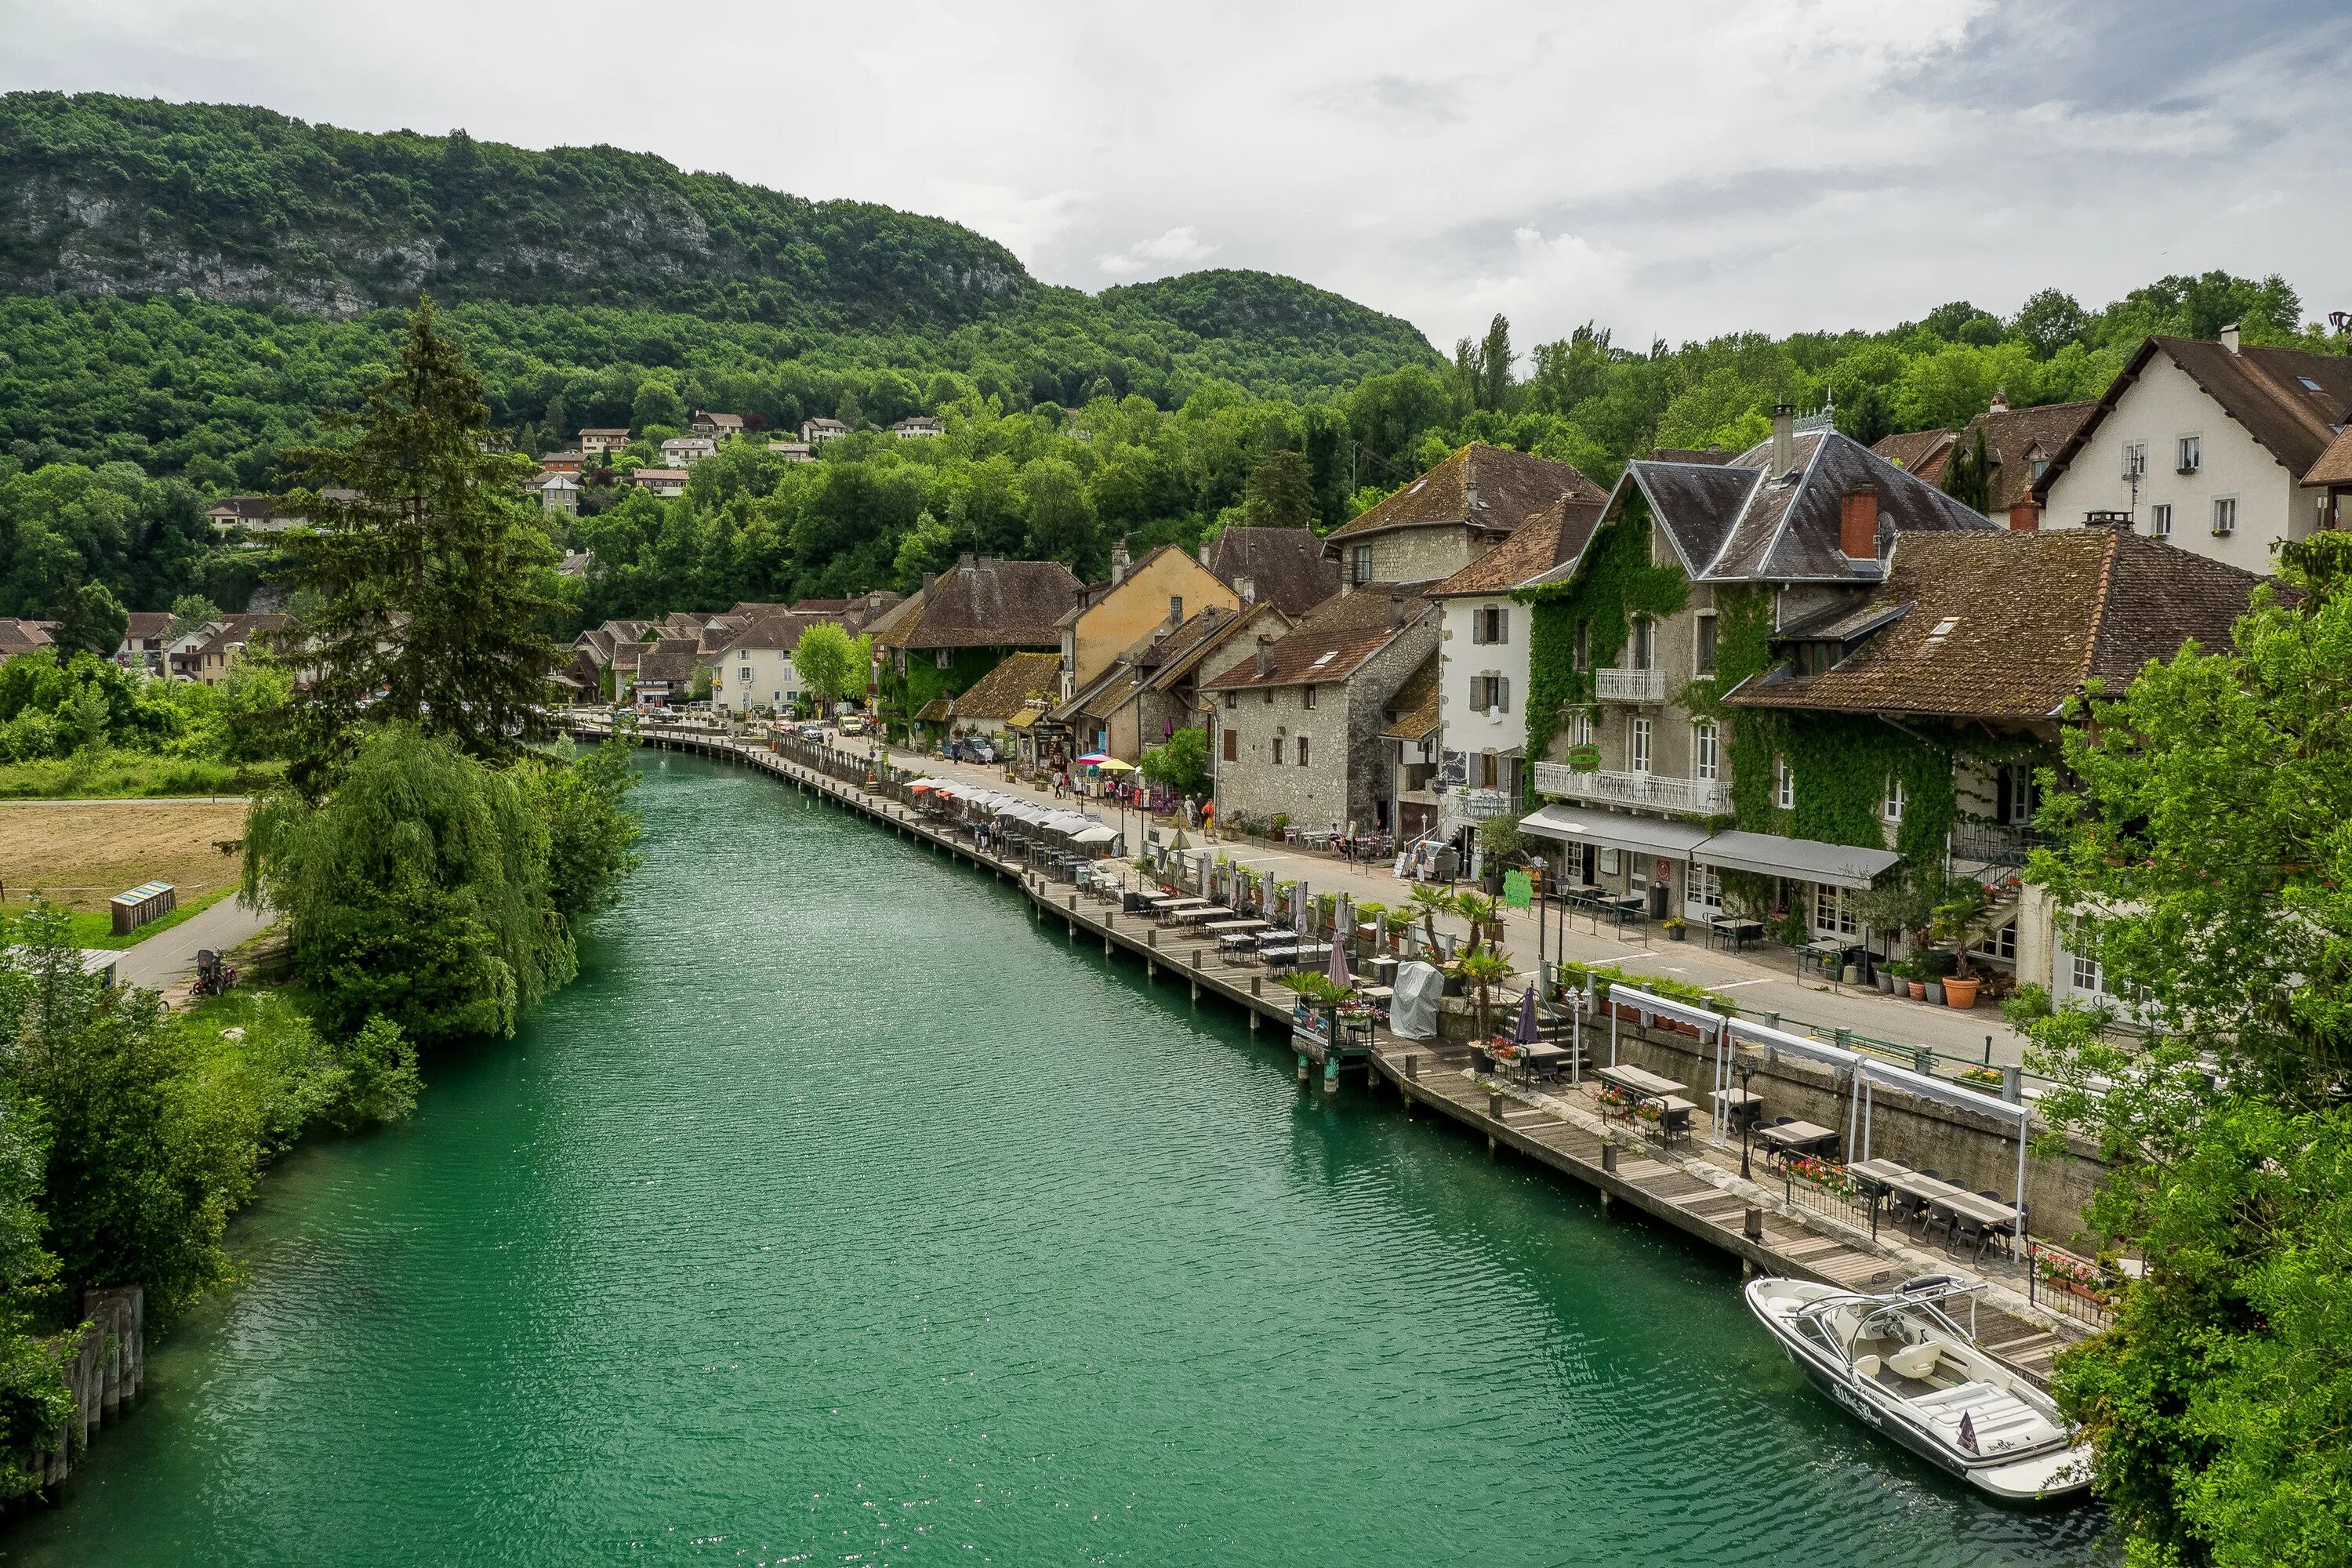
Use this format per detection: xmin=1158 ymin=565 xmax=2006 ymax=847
xmin=582 ymin=722 xmax=2082 ymax=1383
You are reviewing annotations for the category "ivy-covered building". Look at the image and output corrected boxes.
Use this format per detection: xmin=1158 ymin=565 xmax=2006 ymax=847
xmin=1726 ymin=521 xmax=2274 ymax=1001
xmin=1512 ymin=408 xmax=1993 ymax=932
xmin=869 ymin=554 xmax=1083 ymax=729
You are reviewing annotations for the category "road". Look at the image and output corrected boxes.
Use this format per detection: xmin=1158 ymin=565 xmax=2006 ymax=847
xmin=115 ymin=894 xmax=277 ymax=993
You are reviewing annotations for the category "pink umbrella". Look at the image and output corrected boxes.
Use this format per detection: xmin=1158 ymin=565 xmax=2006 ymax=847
xmin=1326 ymin=933 xmax=1353 ymax=990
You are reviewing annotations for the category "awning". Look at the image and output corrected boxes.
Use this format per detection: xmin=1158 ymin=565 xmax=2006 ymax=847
xmin=1694 ymin=829 xmax=1899 ymax=890
xmin=1517 ymin=804 xmax=1712 ymax=861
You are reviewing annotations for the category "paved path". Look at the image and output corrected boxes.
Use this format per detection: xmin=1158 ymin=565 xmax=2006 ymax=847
xmin=0 ymin=797 xmax=254 ymax=807
xmin=116 ymin=895 xmax=276 ymax=993
xmin=849 ymin=740 xmax=2031 ymax=1069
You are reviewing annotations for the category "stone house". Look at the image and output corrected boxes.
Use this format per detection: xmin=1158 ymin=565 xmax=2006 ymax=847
xmin=1197 ymin=526 xmax=1341 ymax=618
xmin=1726 ymin=523 xmax=2273 ymax=1002
xmin=1515 ymin=408 xmax=1993 ymax=928
xmin=1320 ymin=443 xmax=1605 ymax=589
xmin=1376 ymin=653 xmax=1443 ymax=841
xmin=1052 ymin=543 xmax=1238 ymax=702
xmin=624 ymin=637 xmax=700 ymax=707
xmin=1425 ymin=494 xmax=1606 ymax=838
xmin=867 ymin=555 xmax=1083 ymax=727
xmin=2032 ymin=328 xmax=2352 ymax=572
xmin=1050 ymin=600 xmax=1291 ymax=762
xmin=1200 ymin=587 xmax=1438 ymax=833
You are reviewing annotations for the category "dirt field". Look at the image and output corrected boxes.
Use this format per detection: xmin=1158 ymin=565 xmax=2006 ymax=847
xmin=0 ymin=801 xmax=252 ymax=912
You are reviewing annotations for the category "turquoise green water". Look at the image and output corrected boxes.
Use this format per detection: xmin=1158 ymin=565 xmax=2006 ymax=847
xmin=5 ymin=754 xmax=2105 ymax=1566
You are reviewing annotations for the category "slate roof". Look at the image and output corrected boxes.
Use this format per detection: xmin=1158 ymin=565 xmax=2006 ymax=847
xmin=1955 ymin=400 xmax=2098 ymax=512
xmin=711 ymin=612 xmax=820 ymax=655
xmin=1871 ymin=429 xmax=1958 ymax=484
xmin=1726 ymin=526 xmax=2272 ymax=720
xmin=2303 ymin=426 xmax=2352 ymax=488
xmin=952 ymin=652 xmax=1065 ymax=722
xmin=1200 ymin=527 xmax=1341 ymax=617
xmin=1647 ymin=446 xmax=1737 ymax=466
xmin=1325 ymin=444 xmax=1606 ymax=543
xmin=1428 ymin=497 xmax=1606 ymax=597
xmin=633 ymin=641 xmax=700 ymax=685
xmin=2034 ymin=336 xmax=2352 ymax=500
xmin=872 ymin=558 xmax=1083 ymax=650
xmin=1201 ymin=588 xmax=1428 ymax=691
xmin=122 ymin=612 xmax=172 ymax=642
xmin=190 ymin=612 xmax=292 ymax=659
xmin=1377 ymin=652 xmax=1441 ymax=742
xmin=1613 ymin=428 xmax=1994 ymax=585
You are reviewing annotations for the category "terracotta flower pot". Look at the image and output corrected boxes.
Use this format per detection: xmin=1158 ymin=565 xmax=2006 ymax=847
xmin=1907 ymin=980 xmax=1927 ymax=1000
xmin=1943 ymin=976 xmax=1981 ymax=1009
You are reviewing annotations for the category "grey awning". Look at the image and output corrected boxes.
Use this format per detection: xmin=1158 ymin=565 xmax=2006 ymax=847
xmin=1694 ymin=829 xmax=1899 ymax=890
xmin=1517 ymin=804 xmax=1713 ymax=861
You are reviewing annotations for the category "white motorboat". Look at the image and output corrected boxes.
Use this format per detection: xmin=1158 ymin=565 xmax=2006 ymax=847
xmin=1745 ymin=1274 xmax=2093 ymax=1503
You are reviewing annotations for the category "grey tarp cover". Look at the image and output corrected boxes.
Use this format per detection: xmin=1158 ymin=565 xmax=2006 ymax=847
xmin=1390 ymin=961 xmax=1445 ymax=1040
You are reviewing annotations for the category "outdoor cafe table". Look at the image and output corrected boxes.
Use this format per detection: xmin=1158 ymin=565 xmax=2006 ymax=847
xmin=1203 ymin=919 xmax=1267 ymax=934
xmin=1598 ymin=1064 xmax=1686 ymax=1099
xmin=1512 ymin=1040 xmax=1570 ymax=1085
xmin=1849 ymin=1159 xmax=2021 ymax=1251
xmin=1707 ymin=916 xmax=1766 ymax=953
xmin=1170 ymin=905 xmax=1236 ymax=925
xmin=1758 ymin=1119 xmax=1842 ymax=1162
xmin=1710 ymin=1085 xmax=1764 ymax=1129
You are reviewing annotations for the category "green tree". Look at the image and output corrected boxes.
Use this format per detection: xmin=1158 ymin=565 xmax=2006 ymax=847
xmin=1019 ymin=458 xmax=1101 ymax=575
xmin=1940 ymin=426 xmax=1991 ymax=513
xmin=46 ymin=579 xmax=128 ymax=659
xmin=1240 ymin=449 xmax=1316 ymax=530
xmin=273 ymin=299 xmax=564 ymax=796
xmin=538 ymin=735 xmax=644 ymax=918
xmin=2012 ymin=289 xmax=2090 ymax=358
xmin=2025 ymin=535 xmax=2352 ymax=1564
xmin=791 ymin=621 xmax=861 ymax=706
xmin=1139 ymin=725 xmax=1210 ymax=798
xmin=543 ymin=390 xmax=569 ymax=446
xmin=335 ymin=1016 xmax=420 ymax=1130
xmin=631 ymin=378 xmax=685 ymax=430
xmin=169 ymin=593 xmax=223 ymax=637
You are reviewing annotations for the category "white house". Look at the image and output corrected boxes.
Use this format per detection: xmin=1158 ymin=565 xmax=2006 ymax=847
xmin=630 ymin=468 xmax=688 ymax=497
xmin=892 ymin=416 xmax=946 ymax=439
xmin=768 ymin=441 xmax=815 ymax=463
xmin=708 ymin=612 xmax=819 ymax=715
xmin=800 ymin=417 xmax=850 ymax=445
xmin=579 ymin=428 xmax=631 ymax=457
xmin=660 ymin=437 xmax=717 ymax=468
xmin=2031 ymin=328 xmax=2352 ymax=575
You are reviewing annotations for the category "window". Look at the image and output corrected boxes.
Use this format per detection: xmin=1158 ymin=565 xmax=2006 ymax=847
xmin=935 ymin=649 xmax=951 ymax=670
xmin=1296 ymin=736 xmax=1311 ymax=768
xmin=1224 ymin=690 xmax=1236 ymax=710
xmin=1570 ymin=709 xmax=1593 ymax=747
xmin=2029 ymin=456 xmax=2049 ymax=480
xmin=1814 ymin=884 xmax=1858 ymax=937
xmin=2150 ymin=503 xmax=2172 ymax=538
xmin=1694 ymin=612 xmax=1717 ymax=675
xmin=1693 ymin=720 xmax=1719 ymax=781
xmin=2212 ymin=495 xmax=2237 ymax=536
xmin=1996 ymin=764 xmax=2038 ymax=826
xmin=1272 ymin=736 xmax=1285 ymax=764
xmin=1883 ymin=775 xmax=1905 ymax=823
xmin=1695 ymin=866 xmax=1723 ymax=912
xmin=1264 ymin=689 xmax=1274 ymax=706
xmin=1631 ymin=717 xmax=1652 ymax=774
xmin=1222 ymin=727 xmax=1238 ymax=762
xmin=1350 ymin=544 xmax=1374 ymax=586
xmin=2122 ymin=441 xmax=2147 ymax=480
xmin=1479 ymin=751 xmax=1497 ymax=787
xmin=1628 ymin=617 xmax=1654 ymax=670
xmin=2176 ymin=434 xmax=2201 ymax=474
xmin=1776 ymin=756 xmax=1795 ymax=809
xmin=2071 ymin=951 xmax=2103 ymax=993
xmin=1976 ymin=920 xmax=2017 ymax=962
xmin=1473 ymin=604 xmax=1507 ymax=644
xmin=739 ymin=667 xmax=751 ymax=684
xmin=1170 ymin=595 xmax=1184 ymax=622
xmin=1303 ymin=684 xmax=1316 ymax=710
xmin=1573 ymin=621 xmax=1591 ymax=672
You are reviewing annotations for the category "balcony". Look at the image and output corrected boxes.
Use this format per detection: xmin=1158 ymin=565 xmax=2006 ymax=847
xmin=1443 ymin=786 xmax=1512 ymax=822
xmin=1951 ymin=821 xmax=2053 ymax=869
xmin=1595 ymin=666 xmax=1669 ymax=703
xmin=1532 ymin=764 xmax=1728 ymax=816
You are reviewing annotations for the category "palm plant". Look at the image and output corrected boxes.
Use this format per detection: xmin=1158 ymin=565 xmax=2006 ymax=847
xmin=1457 ymin=949 xmax=1513 ymax=1042
xmin=1453 ymin=891 xmax=1502 ymax=956
xmin=1406 ymin=882 xmax=1452 ymax=953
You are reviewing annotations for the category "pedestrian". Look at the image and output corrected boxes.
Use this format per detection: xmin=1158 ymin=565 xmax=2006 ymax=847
xmin=1203 ymin=799 xmax=1217 ymax=841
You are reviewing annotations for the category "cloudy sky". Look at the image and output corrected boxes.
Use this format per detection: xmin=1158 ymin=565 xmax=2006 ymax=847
xmin=7 ymin=0 xmax=2348 ymax=352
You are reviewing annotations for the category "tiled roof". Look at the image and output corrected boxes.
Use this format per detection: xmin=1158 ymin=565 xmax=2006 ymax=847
xmin=951 ymin=651 xmax=1064 ymax=722
xmin=205 ymin=495 xmax=280 ymax=520
xmin=2303 ymin=426 xmax=2352 ymax=488
xmin=1428 ymin=497 xmax=1605 ymax=597
xmin=1871 ymin=429 xmax=1958 ymax=484
xmin=873 ymin=558 xmax=1083 ymax=650
xmin=2035 ymin=336 xmax=2352 ymax=500
xmin=1616 ymin=429 xmax=1994 ymax=585
xmin=122 ymin=612 xmax=173 ymax=640
xmin=915 ymin=697 xmax=953 ymax=723
xmin=1647 ymin=446 xmax=1737 ymax=466
xmin=192 ymin=612 xmax=292 ymax=657
xmin=1956 ymin=401 xmax=2098 ymax=512
xmin=1727 ymin=526 xmax=2271 ymax=720
xmin=1200 ymin=527 xmax=1341 ymax=617
xmin=711 ymin=612 xmax=820 ymax=655
xmin=1325 ymin=444 xmax=1606 ymax=543
xmin=1201 ymin=588 xmax=1428 ymax=691
xmin=633 ymin=641 xmax=699 ymax=684
xmin=0 ymin=619 xmax=57 ymax=655
xmin=1377 ymin=652 xmax=1441 ymax=741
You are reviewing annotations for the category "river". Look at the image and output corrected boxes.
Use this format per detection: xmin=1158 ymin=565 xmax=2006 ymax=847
xmin=5 ymin=753 xmax=2106 ymax=1566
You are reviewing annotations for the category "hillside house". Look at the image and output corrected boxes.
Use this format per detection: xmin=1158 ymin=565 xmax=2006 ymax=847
xmin=800 ymin=417 xmax=850 ymax=445
xmin=768 ymin=441 xmax=815 ymax=463
xmin=1202 ymin=587 xmax=1437 ymax=834
xmin=115 ymin=612 xmax=172 ymax=676
xmin=2032 ymin=329 xmax=2352 ymax=572
xmin=0 ymin=619 xmax=57 ymax=667
xmin=630 ymin=468 xmax=689 ymax=497
xmin=172 ymin=613 xmax=292 ymax=687
xmin=660 ymin=437 xmax=718 ymax=468
xmin=530 ymin=472 xmax=581 ymax=515
xmin=892 ymin=416 xmax=946 ymax=439
xmin=690 ymin=411 xmax=747 ymax=440
xmin=579 ymin=428 xmax=632 ymax=457
xmin=539 ymin=450 xmax=586 ymax=475
xmin=1321 ymin=443 xmax=1605 ymax=589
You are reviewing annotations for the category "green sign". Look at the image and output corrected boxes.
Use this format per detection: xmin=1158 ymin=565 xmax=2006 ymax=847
xmin=1501 ymin=870 xmax=1534 ymax=909
xmin=1566 ymin=744 xmax=1602 ymax=772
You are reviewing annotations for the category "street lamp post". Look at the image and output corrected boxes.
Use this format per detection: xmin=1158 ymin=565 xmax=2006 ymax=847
xmin=1735 ymin=1047 xmax=1761 ymax=1181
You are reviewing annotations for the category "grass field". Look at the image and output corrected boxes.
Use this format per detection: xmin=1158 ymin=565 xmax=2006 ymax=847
xmin=0 ymin=752 xmax=282 ymax=800
xmin=0 ymin=799 xmax=252 ymax=913
xmin=7 ymin=885 xmax=242 ymax=949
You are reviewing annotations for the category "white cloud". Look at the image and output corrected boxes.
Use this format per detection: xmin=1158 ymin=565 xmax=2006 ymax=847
xmin=2 ymin=0 xmax=2347 ymax=354
xmin=1094 ymin=227 xmax=1218 ymax=278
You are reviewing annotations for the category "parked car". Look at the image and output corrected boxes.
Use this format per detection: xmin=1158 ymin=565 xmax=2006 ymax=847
xmin=838 ymin=715 xmax=868 ymax=736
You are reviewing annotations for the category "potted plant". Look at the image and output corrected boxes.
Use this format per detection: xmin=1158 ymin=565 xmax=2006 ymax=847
xmin=1661 ymin=916 xmax=1687 ymax=942
xmin=1457 ymin=949 xmax=1513 ymax=1044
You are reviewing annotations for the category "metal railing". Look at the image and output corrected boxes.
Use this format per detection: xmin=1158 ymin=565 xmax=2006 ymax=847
xmin=1950 ymin=821 xmax=2052 ymax=869
xmin=1531 ymin=763 xmax=1728 ymax=815
xmin=1595 ymin=666 xmax=1670 ymax=703
xmin=2024 ymin=1242 xmax=2121 ymax=1331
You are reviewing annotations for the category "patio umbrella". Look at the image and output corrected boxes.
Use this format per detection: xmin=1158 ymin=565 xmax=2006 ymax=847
xmin=1076 ymin=751 xmax=1113 ymax=766
xmin=1326 ymin=933 xmax=1353 ymax=989
xmin=1515 ymin=985 xmax=1541 ymax=1045
xmin=1094 ymin=757 xmax=1136 ymax=772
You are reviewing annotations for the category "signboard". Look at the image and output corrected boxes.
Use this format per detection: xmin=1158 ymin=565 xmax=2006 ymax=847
xmin=1501 ymin=870 xmax=1534 ymax=909
xmin=1566 ymin=744 xmax=1602 ymax=772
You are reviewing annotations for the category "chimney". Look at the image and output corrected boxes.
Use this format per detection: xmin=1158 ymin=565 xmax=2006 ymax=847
xmin=1389 ymin=595 xmax=1408 ymax=630
xmin=1254 ymin=635 xmax=1275 ymax=678
xmin=1235 ymin=574 xmax=1255 ymax=606
xmin=956 ymin=551 xmax=975 ymax=568
xmin=2220 ymin=321 xmax=2241 ymax=354
xmin=921 ymin=571 xmax=938 ymax=593
xmin=1987 ymin=387 xmax=2009 ymax=415
xmin=2008 ymin=497 xmax=2043 ymax=532
xmin=1771 ymin=403 xmax=1795 ymax=478
xmin=1110 ymin=538 xmax=1131 ymax=584
xmin=1838 ymin=490 xmax=1878 ymax=560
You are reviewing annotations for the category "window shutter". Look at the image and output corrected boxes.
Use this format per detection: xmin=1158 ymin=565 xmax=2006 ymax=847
xmin=1468 ymin=676 xmax=1486 ymax=712
xmin=1496 ymin=608 xmax=1508 ymax=644
xmin=1223 ymin=728 xmax=1238 ymax=762
xmin=1468 ymin=614 xmax=1485 ymax=645
xmin=1497 ymin=677 xmax=1510 ymax=713
xmin=1995 ymin=768 xmax=2013 ymax=823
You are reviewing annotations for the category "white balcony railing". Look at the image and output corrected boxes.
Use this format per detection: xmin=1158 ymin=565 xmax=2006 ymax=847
xmin=1595 ymin=666 xmax=1669 ymax=703
xmin=1531 ymin=763 xmax=1728 ymax=816
xmin=1442 ymin=786 xmax=1511 ymax=822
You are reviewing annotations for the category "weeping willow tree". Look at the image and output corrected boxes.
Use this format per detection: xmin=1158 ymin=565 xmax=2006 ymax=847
xmin=244 ymin=725 xmax=576 ymax=1045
